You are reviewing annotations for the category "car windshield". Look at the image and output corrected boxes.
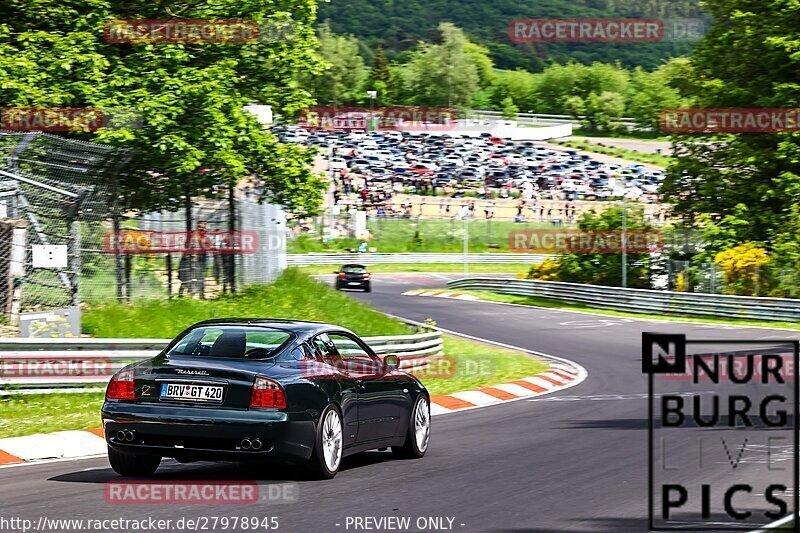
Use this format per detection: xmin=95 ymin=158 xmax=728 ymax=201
xmin=167 ymin=326 xmax=293 ymax=359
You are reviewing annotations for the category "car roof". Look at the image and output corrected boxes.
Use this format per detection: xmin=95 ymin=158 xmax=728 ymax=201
xmin=341 ymin=263 xmax=367 ymax=269
xmin=187 ymin=318 xmax=346 ymax=335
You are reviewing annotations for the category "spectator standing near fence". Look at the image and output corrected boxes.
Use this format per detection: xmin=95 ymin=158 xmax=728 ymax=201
xmin=191 ymin=222 xmax=208 ymax=298
xmin=485 ymin=201 xmax=496 ymax=220
xmin=177 ymin=253 xmax=191 ymax=297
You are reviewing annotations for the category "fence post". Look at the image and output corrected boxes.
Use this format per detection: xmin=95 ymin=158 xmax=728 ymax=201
xmin=228 ymin=182 xmax=237 ymax=293
xmin=69 ymin=217 xmax=81 ymax=306
xmin=709 ymin=262 xmax=716 ymax=294
xmin=124 ymin=255 xmax=132 ymax=302
xmin=1 ymin=220 xmax=26 ymax=324
xmin=166 ymin=254 xmax=173 ymax=300
xmin=463 ymin=217 xmax=469 ymax=274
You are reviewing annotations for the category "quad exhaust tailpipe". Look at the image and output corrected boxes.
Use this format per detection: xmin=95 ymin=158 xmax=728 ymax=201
xmin=241 ymin=438 xmax=252 ymax=450
xmin=251 ymin=438 xmax=262 ymax=450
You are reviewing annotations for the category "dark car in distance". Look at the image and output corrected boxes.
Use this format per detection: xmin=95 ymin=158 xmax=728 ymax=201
xmin=102 ymin=320 xmax=430 ymax=479
xmin=334 ymin=264 xmax=371 ymax=292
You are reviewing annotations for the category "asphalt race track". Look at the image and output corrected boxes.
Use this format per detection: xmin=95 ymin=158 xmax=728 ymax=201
xmin=1 ymin=273 xmax=797 ymax=532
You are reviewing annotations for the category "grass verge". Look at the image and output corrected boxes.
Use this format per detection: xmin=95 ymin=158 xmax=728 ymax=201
xmin=554 ymin=139 xmax=672 ymax=167
xmin=297 ymin=263 xmax=530 ymax=275
xmin=426 ymin=336 xmax=547 ymax=396
xmin=572 ymin=128 xmax=671 ymax=141
xmin=0 ymin=392 xmax=105 ymax=439
xmin=83 ymin=268 xmax=412 ymax=338
xmin=458 ymin=289 xmax=800 ymax=331
xmin=288 ymin=219 xmax=568 ymax=254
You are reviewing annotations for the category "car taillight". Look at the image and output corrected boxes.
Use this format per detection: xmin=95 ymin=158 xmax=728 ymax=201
xmin=106 ymin=369 xmax=135 ymax=401
xmin=363 ymin=274 xmax=371 ymax=279
xmin=250 ymin=376 xmax=286 ymax=409
xmin=338 ymin=272 xmax=346 ymax=278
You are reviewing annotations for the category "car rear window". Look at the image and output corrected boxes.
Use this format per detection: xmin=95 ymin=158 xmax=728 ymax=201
xmin=167 ymin=326 xmax=293 ymax=359
xmin=342 ymin=266 xmax=367 ymax=274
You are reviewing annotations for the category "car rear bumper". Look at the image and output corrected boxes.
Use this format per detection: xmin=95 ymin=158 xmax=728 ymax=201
xmin=336 ymin=280 xmax=370 ymax=289
xmin=101 ymin=402 xmax=316 ymax=463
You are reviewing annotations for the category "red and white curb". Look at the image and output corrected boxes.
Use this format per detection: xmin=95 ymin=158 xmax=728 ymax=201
xmin=403 ymin=289 xmax=479 ymax=301
xmin=429 ymin=362 xmax=586 ymax=415
xmin=0 ymin=428 xmax=106 ymax=465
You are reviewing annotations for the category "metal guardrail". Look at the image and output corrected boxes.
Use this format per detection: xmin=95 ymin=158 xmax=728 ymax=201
xmin=0 ymin=330 xmax=443 ymax=389
xmin=447 ymin=277 xmax=800 ymax=323
xmin=287 ymin=253 xmax=549 ymax=266
xmin=469 ymin=110 xmax=638 ymax=128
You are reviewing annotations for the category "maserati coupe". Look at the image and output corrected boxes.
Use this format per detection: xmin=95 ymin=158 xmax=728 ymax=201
xmin=102 ymin=319 xmax=431 ymax=479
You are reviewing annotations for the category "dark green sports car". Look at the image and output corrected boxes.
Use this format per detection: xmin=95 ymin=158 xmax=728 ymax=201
xmin=102 ymin=319 xmax=431 ymax=479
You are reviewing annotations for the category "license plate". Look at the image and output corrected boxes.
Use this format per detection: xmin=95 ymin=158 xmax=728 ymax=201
xmin=161 ymin=383 xmax=224 ymax=402
xmin=348 ymin=282 xmax=361 ymax=286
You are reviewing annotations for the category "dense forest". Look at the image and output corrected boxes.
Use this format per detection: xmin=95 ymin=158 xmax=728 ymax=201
xmin=318 ymin=0 xmax=705 ymax=70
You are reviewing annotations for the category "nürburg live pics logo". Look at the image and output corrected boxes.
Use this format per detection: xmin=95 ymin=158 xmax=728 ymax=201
xmin=643 ymin=332 xmax=799 ymax=531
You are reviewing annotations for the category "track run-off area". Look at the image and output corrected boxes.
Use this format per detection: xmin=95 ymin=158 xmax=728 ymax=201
xmin=1 ymin=273 xmax=796 ymax=532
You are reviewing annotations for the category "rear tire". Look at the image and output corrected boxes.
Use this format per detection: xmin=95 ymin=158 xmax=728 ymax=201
xmin=308 ymin=405 xmax=343 ymax=479
xmin=392 ymin=395 xmax=430 ymax=459
xmin=364 ymin=285 xmax=371 ymax=293
xmin=108 ymin=446 xmax=161 ymax=477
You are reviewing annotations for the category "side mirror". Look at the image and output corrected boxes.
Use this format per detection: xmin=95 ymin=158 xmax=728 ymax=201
xmin=383 ymin=354 xmax=400 ymax=373
xmin=333 ymin=271 xmax=339 ymax=274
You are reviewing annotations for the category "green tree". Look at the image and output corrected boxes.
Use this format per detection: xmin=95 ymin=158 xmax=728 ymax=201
xmin=626 ymin=65 xmax=684 ymax=129
xmin=366 ymin=45 xmax=394 ymax=104
xmin=312 ymin=22 xmax=368 ymax=105
xmin=499 ymin=97 xmax=519 ymax=120
xmin=0 ymin=0 xmax=326 ymax=219
xmin=564 ymin=90 xmax=626 ymax=133
xmin=528 ymin=205 xmax=655 ymax=288
xmin=662 ymin=0 xmax=800 ymax=244
xmin=401 ymin=23 xmax=482 ymax=108
xmin=489 ymin=69 xmax=540 ymax=112
xmin=769 ymin=205 xmax=800 ymax=298
xmin=535 ymin=62 xmax=630 ymax=115
xmin=584 ymin=91 xmax=626 ymax=132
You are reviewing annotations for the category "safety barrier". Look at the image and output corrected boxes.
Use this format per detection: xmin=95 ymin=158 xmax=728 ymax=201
xmin=0 ymin=330 xmax=443 ymax=389
xmin=287 ymin=253 xmax=548 ymax=266
xmin=447 ymin=277 xmax=800 ymax=323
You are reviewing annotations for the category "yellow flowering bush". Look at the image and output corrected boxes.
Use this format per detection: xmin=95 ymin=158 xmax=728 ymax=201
xmin=714 ymin=243 xmax=770 ymax=296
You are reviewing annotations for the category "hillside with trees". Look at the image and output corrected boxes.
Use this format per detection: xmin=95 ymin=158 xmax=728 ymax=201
xmin=319 ymin=0 xmax=705 ymax=70
xmin=307 ymin=22 xmax=690 ymax=131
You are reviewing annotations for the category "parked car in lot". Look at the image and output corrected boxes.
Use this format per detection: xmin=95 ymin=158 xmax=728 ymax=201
xmin=329 ymin=157 xmax=348 ymax=171
xmin=291 ymin=126 xmax=664 ymax=202
xmin=103 ymin=319 xmax=430 ymax=479
xmin=334 ymin=264 xmax=372 ymax=292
